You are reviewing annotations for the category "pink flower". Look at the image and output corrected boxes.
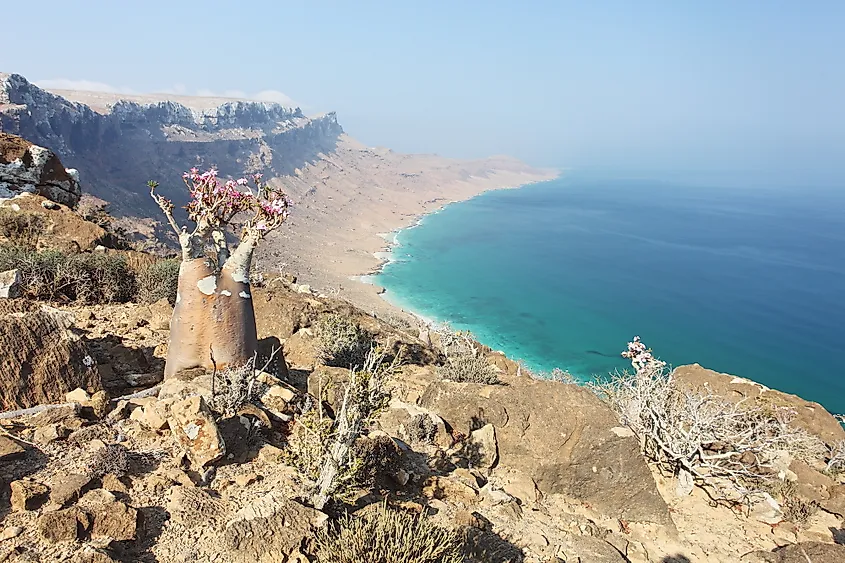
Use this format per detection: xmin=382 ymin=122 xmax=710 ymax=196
xmin=236 ymin=178 xmax=248 ymax=186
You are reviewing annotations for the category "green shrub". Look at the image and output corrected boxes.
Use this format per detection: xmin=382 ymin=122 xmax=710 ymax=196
xmin=315 ymin=503 xmax=464 ymax=563
xmin=137 ymin=259 xmax=180 ymax=304
xmin=0 ymin=208 xmax=44 ymax=248
xmin=437 ymin=354 xmax=500 ymax=385
xmin=0 ymin=245 xmax=136 ymax=303
xmin=316 ymin=313 xmax=373 ymax=369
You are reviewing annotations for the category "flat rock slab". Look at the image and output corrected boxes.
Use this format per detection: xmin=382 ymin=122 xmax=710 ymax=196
xmin=420 ymin=378 xmax=673 ymax=526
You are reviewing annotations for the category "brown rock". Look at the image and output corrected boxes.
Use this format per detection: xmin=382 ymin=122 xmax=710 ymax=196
xmin=37 ymin=507 xmax=91 ymax=543
xmin=90 ymin=501 xmax=138 ymax=541
xmin=33 ymin=423 xmax=69 ymax=445
xmin=674 ymin=364 xmax=845 ymax=445
xmin=468 ymin=423 xmax=498 ymax=470
xmin=223 ymin=492 xmax=327 ymax=562
xmin=0 ymin=302 xmax=101 ymax=410
xmin=420 ymin=378 xmax=672 ymax=526
xmin=10 ymin=479 xmax=49 ymax=512
xmin=50 ymin=473 xmax=92 ymax=506
xmin=0 ymin=435 xmax=25 ymax=460
xmin=100 ymin=474 xmax=129 ymax=494
xmin=168 ymin=395 xmax=226 ymax=467
xmin=69 ymin=547 xmax=118 ymax=563
xmin=89 ymin=391 xmax=109 ymax=419
xmin=745 ymin=541 xmax=845 ymax=563
xmin=822 ymin=484 xmax=845 ymax=517
xmin=166 ymin=486 xmax=229 ymax=528
xmin=422 ymin=476 xmax=479 ymax=505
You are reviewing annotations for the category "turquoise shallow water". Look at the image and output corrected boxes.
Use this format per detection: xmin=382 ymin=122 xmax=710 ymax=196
xmin=375 ymin=174 xmax=845 ymax=415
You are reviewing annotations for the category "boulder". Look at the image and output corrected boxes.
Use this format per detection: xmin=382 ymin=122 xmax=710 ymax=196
xmin=223 ymin=492 xmax=327 ymax=562
xmin=0 ymin=269 xmax=21 ymax=298
xmin=37 ymin=507 xmax=91 ymax=543
xmin=10 ymin=478 xmax=49 ymax=511
xmin=50 ymin=473 xmax=93 ymax=506
xmin=674 ymin=364 xmax=845 ymax=445
xmin=0 ymin=435 xmax=25 ymax=460
xmin=0 ymin=133 xmax=81 ymax=207
xmin=420 ymin=378 xmax=672 ymax=526
xmin=168 ymin=395 xmax=226 ymax=467
xmin=0 ymin=301 xmax=101 ymax=410
xmin=90 ymin=500 xmax=138 ymax=541
xmin=468 ymin=423 xmax=498 ymax=470
xmin=745 ymin=542 xmax=845 ymax=563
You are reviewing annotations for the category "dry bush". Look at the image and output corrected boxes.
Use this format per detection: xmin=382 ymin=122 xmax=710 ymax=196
xmin=88 ymin=443 xmax=131 ymax=479
xmin=0 ymin=208 xmax=43 ymax=248
xmin=353 ymin=434 xmax=402 ymax=487
xmin=783 ymin=497 xmax=820 ymax=526
xmin=437 ymin=354 xmax=500 ymax=385
xmin=315 ymin=502 xmax=464 ymax=563
xmin=316 ymin=313 xmax=373 ymax=370
xmin=208 ymin=358 xmax=260 ymax=418
xmin=827 ymin=440 xmax=845 ymax=474
xmin=409 ymin=413 xmax=438 ymax=444
xmin=432 ymin=323 xmax=499 ymax=385
xmin=592 ymin=337 xmax=828 ymax=504
xmin=137 ymin=259 xmax=180 ymax=304
xmin=287 ymin=347 xmax=400 ymax=508
xmin=0 ymin=245 xmax=136 ymax=303
xmin=519 ymin=362 xmax=578 ymax=384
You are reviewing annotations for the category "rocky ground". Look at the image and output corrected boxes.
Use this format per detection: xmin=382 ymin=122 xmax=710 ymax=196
xmin=1 ymin=271 xmax=844 ymax=562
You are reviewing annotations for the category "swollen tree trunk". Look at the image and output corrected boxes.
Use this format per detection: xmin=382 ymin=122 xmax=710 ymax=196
xmin=164 ymin=236 xmax=259 ymax=379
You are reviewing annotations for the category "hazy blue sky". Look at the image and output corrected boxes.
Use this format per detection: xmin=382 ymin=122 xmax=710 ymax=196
xmin=2 ymin=1 xmax=843 ymax=182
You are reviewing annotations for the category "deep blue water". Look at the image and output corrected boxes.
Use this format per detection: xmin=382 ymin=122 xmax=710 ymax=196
xmin=375 ymin=174 xmax=845 ymax=415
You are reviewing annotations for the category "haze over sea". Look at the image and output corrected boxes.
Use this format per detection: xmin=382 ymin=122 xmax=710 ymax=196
xmin=376 ymin=173 xmax=845 ymax=415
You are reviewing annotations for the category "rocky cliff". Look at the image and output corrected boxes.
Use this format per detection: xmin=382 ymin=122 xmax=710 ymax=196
xmin=0 ymin=73 xmax=343 ymax=216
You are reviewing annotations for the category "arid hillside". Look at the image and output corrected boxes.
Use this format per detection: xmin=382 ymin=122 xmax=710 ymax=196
xmin=1 ymin=73 xmax=557 ymax=312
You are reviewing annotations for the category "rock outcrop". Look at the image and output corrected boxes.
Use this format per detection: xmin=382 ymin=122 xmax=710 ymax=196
xmin=0 ymin=132 xmax=81 ymax=206
xmin=674 ymin=364 xmax=845 ymax=445
xmin=0 ymin=300 xmax=101 ymax=410
xmin=420 ymin=377 xmax=673 ymax=526
xmin=0 ymin=73 xmax=342 ymax=217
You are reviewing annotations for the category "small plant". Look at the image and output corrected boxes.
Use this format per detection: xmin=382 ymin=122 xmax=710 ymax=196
xmin=0 ymin=245 xmax=136 ymax=303
xmin=592 ymin=336 xmax=828 ymax=505
xmin=208 ymin=358 xmax=260 ymax=418
xmin=437 ymin=355 xmax=499 ymax=385
xmin=827 ymin=440 xmax=845 ymax=474
xmin=315 ymin=502 xmax=464 ymax=563
xmin=0 ymin=208 xmax=43 ymax=248
xmin=286 ymin=347 xmax=400 ymax=508
xmin=137 ymin=259 xmax=181 ymax=304
xmin=409 ymin=413 xmax=438 ymax=444
xmin=316 ymin=313 xmax=373 ymax=370
xmin=88 ymin=443 xmax=131 ymax=479
xmin=782 ymin=496 xmax=820 ymax=526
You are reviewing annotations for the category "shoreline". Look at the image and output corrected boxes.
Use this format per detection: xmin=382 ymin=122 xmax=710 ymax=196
xmin=355 ymin=175 xmax=560 ymax=286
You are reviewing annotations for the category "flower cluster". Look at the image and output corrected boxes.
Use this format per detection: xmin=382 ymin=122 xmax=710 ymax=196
xmin=179 ymin=168 xmax=290 ymax=236
xmin=621 ymin=336 xmax=666 ymax=374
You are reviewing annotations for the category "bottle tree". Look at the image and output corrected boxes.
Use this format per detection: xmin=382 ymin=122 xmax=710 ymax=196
xmin=148 ymin=168 xmax=290 ymax=378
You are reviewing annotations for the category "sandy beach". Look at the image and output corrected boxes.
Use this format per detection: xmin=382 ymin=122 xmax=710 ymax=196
xmin=253 ymin=135 xmax=558 ymax=319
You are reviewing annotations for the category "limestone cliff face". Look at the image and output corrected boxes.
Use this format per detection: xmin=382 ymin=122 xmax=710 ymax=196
xmin=0 ymin=73 xmax=343 ymax=215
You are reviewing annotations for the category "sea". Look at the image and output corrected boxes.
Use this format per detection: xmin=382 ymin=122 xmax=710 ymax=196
xmin=373 ymin=173 xmax=845 ymax=416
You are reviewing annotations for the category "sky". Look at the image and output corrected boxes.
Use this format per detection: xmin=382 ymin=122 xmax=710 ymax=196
xmin=2 ymin=1 xmax=843 ymax=183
